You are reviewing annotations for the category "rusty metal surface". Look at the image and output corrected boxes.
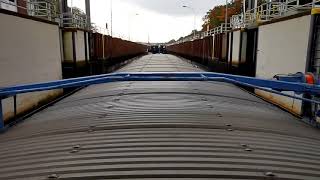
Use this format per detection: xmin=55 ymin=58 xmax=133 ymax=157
xmin=1 ymin=54 xmax=320 ymax=180
xmin=168 ymin=34 xmax=229 ymax=73
xmin=91 ymin=33 xmax=146 ymax=60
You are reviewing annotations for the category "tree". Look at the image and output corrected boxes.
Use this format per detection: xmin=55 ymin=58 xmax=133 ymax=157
xmin=202 ymin=0 xmax=242 ymax=31
xmin=167 ymin=39 xmax=176 ymax=44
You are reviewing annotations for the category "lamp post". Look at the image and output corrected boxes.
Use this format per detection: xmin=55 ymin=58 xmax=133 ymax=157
xmin=85 ymin=0 xmax=91 ymax=29
xmin=110 ymin=0 xmax=113 ymax=37
xmin=225 ymin=0 xmax=228 ymax=31
xmin=182 ymin=5 xmax=196 ymax=38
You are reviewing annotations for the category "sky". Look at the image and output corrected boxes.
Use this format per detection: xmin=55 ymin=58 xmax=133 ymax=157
xmin=69 ymin=0 xmax=225 ymax=43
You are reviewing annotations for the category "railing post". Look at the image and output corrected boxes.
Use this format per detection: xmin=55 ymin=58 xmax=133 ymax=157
xmin=0 ymin=99 xmax=4 ymax=130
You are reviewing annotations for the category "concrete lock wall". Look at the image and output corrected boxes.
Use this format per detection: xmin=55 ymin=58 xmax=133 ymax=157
xmin=0 ymin=12 xmax=63 ymax=122
xmin=63 ymin=30 xmax=87 ymax=63
xmin=231 ymin=30 xmax=241 ymax=66
xmin=63 ymin=31 xmax=73 ymax=62
xmin=255 ymin=15 xmax=311 ymax=115
xmin=76 ymin=30 xmax=86 ymax=61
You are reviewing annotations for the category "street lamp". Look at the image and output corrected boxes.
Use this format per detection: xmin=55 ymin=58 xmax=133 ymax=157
xmin=110 ymin=0 xmax=113 ymax=37
xmin=225 ymin=0 xmax=228 ymax=31
xmin=182 ymin=5 xmax=196 ymax=38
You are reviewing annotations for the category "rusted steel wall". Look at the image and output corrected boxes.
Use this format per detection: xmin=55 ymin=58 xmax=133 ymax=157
xmin=213 ymin=34 xmax=222 ymax=60
xmin=91 ymin=33 xmax=147 ymax=61
xmin=167 ymin=33 xmax=229 ymax=73
xmin=202 ymin=36 xmax=213 ymax=65
xmin=91 ymin=33 xmax=104 ymax=60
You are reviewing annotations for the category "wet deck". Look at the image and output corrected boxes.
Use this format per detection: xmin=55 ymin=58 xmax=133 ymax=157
xmin=1 ymin=54 xmax=320 ymax=180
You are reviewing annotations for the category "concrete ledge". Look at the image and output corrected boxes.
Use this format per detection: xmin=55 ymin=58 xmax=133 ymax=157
xmin=0 ymin=8 xmax=58 ymax=26
xmin=258 ymin=10 xmax=311 ymax=27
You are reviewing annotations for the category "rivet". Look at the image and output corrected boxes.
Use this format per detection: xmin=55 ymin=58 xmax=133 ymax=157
xmin=217 ymin=113 xmax=223 ymax=117
xmin=107 ymin=105 xmax=114 ymax=109
xmin=245 ymin=148 xmax=253 ymax=152
xmin=73 ymin=145 xmax=81 ymax=149
xmin=265 ymin=172 xmax=275 ymax=177
xmin=226 ymin=124 xmax=232 ymax=127
xmin=241 ymin=144 xmax=248 ymax=147
xmin=47 ymin=174 xmax=59 ymax=179
xmin=201 ymin=98 xmax=208 ymax=101
xmin=227 ymin=129 xmax=233 ymax=131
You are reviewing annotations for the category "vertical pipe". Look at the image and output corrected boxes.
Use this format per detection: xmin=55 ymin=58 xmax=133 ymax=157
xmin=59 ymin=0 xmax=68 ymax=27
xmin=229 ymin=32 xmax=234 ymax=73
xmin=254 ymin=0 xmax=258 ymax=15
xmin=72 ymin=31 xmax=77 ymax=77
xmin=243 ymin=0 xmax=246 ymax=14
xmin=60 ymin=0 xmax=68 ymax=13
xmin=248 ymin=0 xmax=252 ymax=12
xmin=110 ymin=0 xmax=113 ymax=37
xmin=84 ymin=31 xmax=89 ymax=75
xmin=85 ymin=0 xmax=91 ymax=29
xmin=71 ymin=0 xmax=73 ymax=13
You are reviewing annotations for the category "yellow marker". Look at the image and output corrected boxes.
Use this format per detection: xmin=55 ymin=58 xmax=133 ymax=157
xmin=311 ymin=8 xmax=320 ymax=15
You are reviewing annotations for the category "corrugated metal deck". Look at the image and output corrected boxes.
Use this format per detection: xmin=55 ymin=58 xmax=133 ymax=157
xmin=1 ymin=54 xmax=320 ymax=180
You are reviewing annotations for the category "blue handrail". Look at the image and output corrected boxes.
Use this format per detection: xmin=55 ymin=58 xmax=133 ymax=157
xmin=0 ymin=72 xmax=319 ymax=130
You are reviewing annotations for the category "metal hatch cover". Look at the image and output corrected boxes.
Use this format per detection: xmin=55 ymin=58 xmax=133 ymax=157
xmin=0 ymin=54 xmax=320 ymax=180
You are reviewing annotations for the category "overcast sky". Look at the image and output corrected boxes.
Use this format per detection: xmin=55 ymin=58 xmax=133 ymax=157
xmin=69 ymin=0 xmax=225 ymax=43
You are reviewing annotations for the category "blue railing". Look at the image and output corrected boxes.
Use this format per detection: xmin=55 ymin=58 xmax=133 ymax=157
xmin=0 ymin=72 xmax=319 ymax=131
